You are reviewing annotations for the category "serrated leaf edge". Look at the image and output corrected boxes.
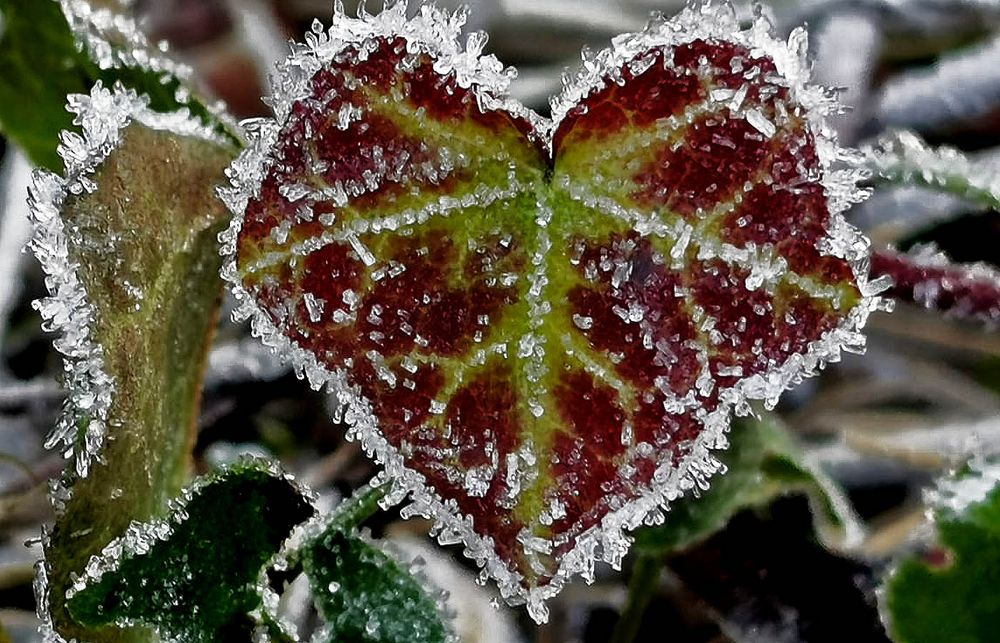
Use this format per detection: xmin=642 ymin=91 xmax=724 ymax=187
xmin=218 ymin=1 xmax=888 ymax=622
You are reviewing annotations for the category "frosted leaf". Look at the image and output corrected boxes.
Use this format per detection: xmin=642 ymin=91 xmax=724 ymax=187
xmin=222 ymin=0 xmax=882 ymax=622
xmin=883 ymin=453 xmax=1000 ymax=643
xmin=871 ymin=245 xmax=1000 ymax=326
xmin=28 ymin=81 xmax=236 ymax=642
xmin=62 ymin=458 xmax=314 ymax=643
xmin=295 ymin=495 xmax=456 ymax=643
xmin=57 ymin=0 xmax=237 ymax=138
xmin=861 ymin=130 xmax=1000 ymax=212
xmin=29 ymin=80 xmax=229 ymax=479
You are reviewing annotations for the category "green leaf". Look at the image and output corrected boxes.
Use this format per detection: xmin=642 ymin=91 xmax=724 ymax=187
xmin=29 ymin=85 xmax=237 ymax=642
xmin=0 ymin=0 xmax=234 ymax=171
xmin=301 ymin=487 xmax=453 ymax=643
xmin=633 ymin=414 xmax=861 ymax=555
xmin=65 ymin=459 xmax=315 ymax=643
xmin=0 ymin=0 xmax=91 ymax=170
xmin=0 ymin=619 xmax=11 ymax=643
xmin=861 ymin=130 xmax=1000 ymax=212
xmin=884 ymin=457 xmax=1000 ymax=643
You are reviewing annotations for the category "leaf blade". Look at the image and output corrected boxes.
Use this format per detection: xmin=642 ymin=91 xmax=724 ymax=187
xmin=65 ymin=459 xmax=315 ymax=643
xmin=884 ymin=458 xmax=1000 ymax=643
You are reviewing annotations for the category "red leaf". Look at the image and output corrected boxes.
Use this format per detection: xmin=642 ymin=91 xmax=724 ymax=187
xmin=219 ymin=2 xmax=881 ymax=621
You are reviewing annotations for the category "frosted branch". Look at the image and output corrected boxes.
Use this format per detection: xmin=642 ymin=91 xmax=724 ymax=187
xmin=861 ymin=131 xmax=1000 ymax=212
xmin=871 ymin=245 xmax=1000 ymax=326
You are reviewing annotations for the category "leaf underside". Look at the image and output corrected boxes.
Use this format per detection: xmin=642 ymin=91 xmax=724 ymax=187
xmin=231 ymin=8 xmax=868 ymax=604
xmin=39 ymin=120 xmax=234 ymax=642
xmin=66 ymin=460 xmax=315 ymax=643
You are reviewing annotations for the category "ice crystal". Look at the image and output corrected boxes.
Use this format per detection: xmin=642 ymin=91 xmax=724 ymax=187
xmin=221 ymin=0 xmax=884 ymax=621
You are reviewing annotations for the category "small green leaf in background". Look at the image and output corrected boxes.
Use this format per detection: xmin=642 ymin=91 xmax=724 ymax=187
xmin=0 ymin=618 xmax=12 ymax=643
xmin=0 ymin=0 xmax=91 ymax=170
xmin=302 ymin=488 xmax=454 ymax=643
xmin=633 ymin=414 xmax=862 ymax=555
xmin=0 ymin=0 xmax=233 ymax=171
xmin=65 ymin=459 xmax=314 ymax=643
xmin=884 ymin=456 xmax=1000 ymax=643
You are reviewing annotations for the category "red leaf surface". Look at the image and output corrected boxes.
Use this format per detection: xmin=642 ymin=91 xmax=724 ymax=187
xmin=219 ymin=2 xmax=880 ymax=621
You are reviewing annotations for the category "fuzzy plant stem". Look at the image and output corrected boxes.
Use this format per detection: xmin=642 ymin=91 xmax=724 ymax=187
xmin=870 ymin=247 xmax=1000 ymax=324
xmin=609 ymin=553 xmax=663 ymax=643
xmin=329 ymin=482 xmax=390 ymax=532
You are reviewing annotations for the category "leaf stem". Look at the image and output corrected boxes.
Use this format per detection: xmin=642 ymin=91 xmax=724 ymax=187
xmin=863 ymin=130 xmax=1000 ymax=212
xmin=328 ymin=483 xmax=389 ymax=533
xmin=609 ymin=553 xmax=663 ymax=643
xmin=871 ymin=246 xmax=1000 ymax=325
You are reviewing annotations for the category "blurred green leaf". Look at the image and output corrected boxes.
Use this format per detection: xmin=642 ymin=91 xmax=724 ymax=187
xmin=302 ymin=487 xmax=453 ymax=643
xmin=66 ymin=459 xmax=314 ymax=643
xmin=633 ymin=414 xmax=860 ymax=555
xmin=884 ymin=457 xmax=1000 ymax=643
xmin=0 ymin=0 xmax=91 ymax=170
xmin=0 ymin=0 xmax=233 ymax=171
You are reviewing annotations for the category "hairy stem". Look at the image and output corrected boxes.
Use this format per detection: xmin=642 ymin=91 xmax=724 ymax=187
xmin=871 ymin=247 xmax=1000 ymax=325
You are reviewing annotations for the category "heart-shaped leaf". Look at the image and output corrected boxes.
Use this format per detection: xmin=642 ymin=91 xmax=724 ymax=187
xmin=220 ymin=1 xmax=881 ymax=620
xmin=64 ymin=458 xmax=315 ymax=643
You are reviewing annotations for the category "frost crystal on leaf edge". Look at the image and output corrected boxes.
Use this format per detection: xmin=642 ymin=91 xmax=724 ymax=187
xmin=218 ymin=0 xmax=887 ymax=622
xmin=58 ymin=456 xmax=314 ymax=635
xmin=29 ymin=81 xmax=229 ymax=643
xmin=58 ymin=0 xmax=240 ymax=137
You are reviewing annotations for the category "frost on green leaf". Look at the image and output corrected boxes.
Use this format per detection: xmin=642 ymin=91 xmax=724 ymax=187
xmin=0 ymin=0 xmax=234 ymax=171
xmin=633 ymin=414 xmax=861 ymax=555
xmin=28 ymin=84 xmax=236 ymax=642
xmin=883 ymin=456 xmax=1000 ymax=643
xmin=302 ymin=489 xmax=453 ymax=643
xmin=65 ymin=459 xmax=315 ymax=643
xmin=861 ymin=130 xmax=1000 ymax=212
